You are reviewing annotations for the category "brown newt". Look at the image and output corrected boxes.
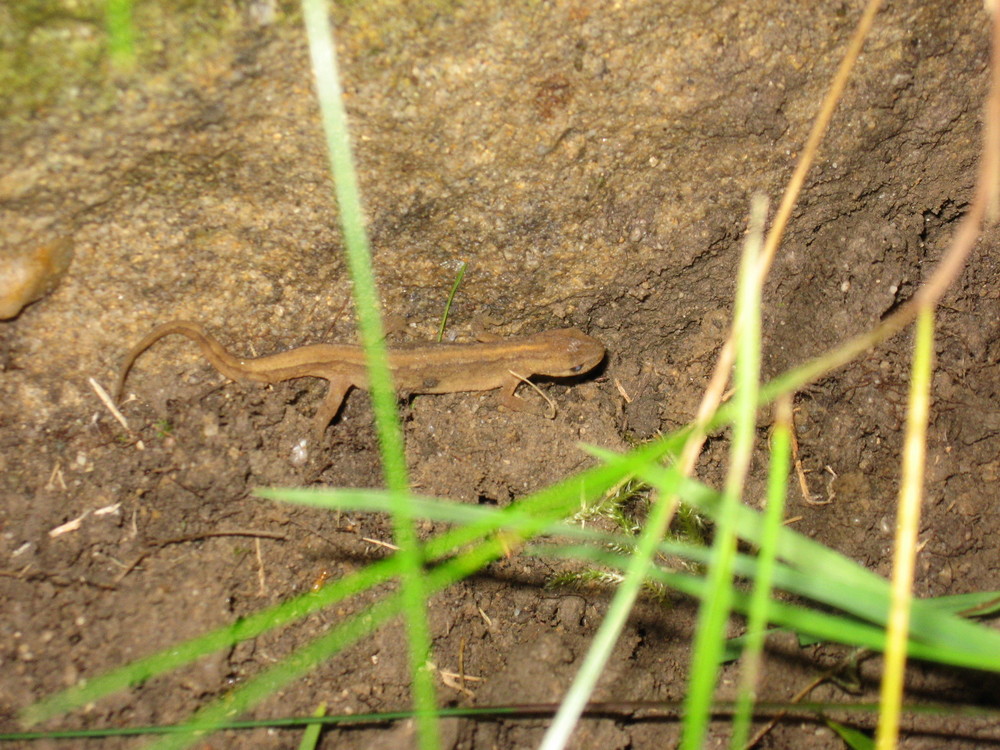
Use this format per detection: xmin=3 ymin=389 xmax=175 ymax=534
xmin=115 ymin=321 xmax=605 ymax=436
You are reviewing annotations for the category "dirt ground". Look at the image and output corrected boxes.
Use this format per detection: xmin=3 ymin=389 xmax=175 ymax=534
xmin=2 ymin=0 xmax=1000 ymax=747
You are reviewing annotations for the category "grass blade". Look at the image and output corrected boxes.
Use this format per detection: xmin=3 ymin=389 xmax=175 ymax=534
xmin=731 ymin=391 xmax=792 ymax=747
xmin=682 ymin=196 xmax=765 ymax=749
xmin=298 ymin=703 xmax=327 ymax=750
xmin=437 ymin=261 xmax=467 ymax=342
xmin=105 ymin=0 xmax=136 ymax=69
xmin=300 ymin=0 xmax=436 ymax=745
xmin=875 ymin=306 xmax=934 ymax=748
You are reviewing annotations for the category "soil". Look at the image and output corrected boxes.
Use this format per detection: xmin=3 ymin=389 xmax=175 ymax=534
xmin=2 ymin=1 xmax=1000 ymax=748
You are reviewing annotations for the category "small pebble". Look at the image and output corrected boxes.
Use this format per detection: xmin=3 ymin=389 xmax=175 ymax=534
xmin=0 ymin=237 xmax=73 ymax=319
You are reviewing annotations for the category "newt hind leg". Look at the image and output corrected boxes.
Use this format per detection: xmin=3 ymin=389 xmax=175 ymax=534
xmin=311 ymin=378 xmax=353 ymax=440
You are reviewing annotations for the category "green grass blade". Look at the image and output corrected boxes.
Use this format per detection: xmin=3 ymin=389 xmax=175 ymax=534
xmin=105 ymin=0 xmax=136 ymax=69
xmin=683 ymin=196 xmax=765 ymax=750
xmin=300 ymin=1 xmax=436 ymax=745
xmin=828 ymin=719 xmax=875 ymax=750
xmin=257 ymin=487 xmax=493 ymax=522
xmin=301 ymin=0 xmax=406 ymax=486
xmin=923 ymin=592 xmax=1000 ymax=616
xmin=732 ymin=392 xmax=792 ymax=747
xmin=298 ymin=703 xmax=327 ymax=750
xmin=437 ymin=261 xmax=467 ymax=342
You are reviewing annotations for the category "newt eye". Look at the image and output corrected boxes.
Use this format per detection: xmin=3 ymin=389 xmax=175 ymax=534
xmin=570 ymin=364 xmax=584 ymax=373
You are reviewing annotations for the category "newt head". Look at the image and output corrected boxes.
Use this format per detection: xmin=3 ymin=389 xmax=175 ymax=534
xmin=529 ymin=328 xmax=605 ymax=377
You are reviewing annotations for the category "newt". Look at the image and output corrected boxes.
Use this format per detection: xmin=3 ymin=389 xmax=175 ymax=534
xmin=115 ymin=320 xmax=605 ymax=436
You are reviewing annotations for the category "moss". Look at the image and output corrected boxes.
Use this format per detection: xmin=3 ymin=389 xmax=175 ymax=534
xmin=0 ymin=0 xmax=105 ymax=118
xmin=0 ymin=0 xmax=262 ymax=125
xmin=0 ymin=0 xmax=468 ymax=127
